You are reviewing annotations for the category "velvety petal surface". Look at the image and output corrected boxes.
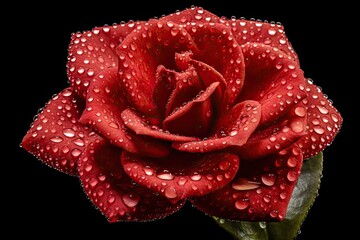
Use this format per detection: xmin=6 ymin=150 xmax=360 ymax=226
xmin=79 ymin=68 xmax=169 ymax=157
xmin=191 ymin=145 xmax=303 ymax=221
xmin=78 ymin=138 xmax=184 ymax=222
xmin=22 ymin=88 xmax=99 ymax=175
xmin=297 ymin=79 xmax=343 ymax=159
xmin=121 ymin=151 xmax=239 ymax=203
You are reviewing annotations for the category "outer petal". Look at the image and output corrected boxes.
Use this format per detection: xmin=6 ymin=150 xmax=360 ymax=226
xmin=67 ymin=30 xmax=118 ymax=98
xmin=173 ymin=100 xmax=261 ymax=153
xmin=229 ymin=18 xmax=299 ymax=62
xmin=191 ymin=145 xmax=303 ymax=221
xmin=116 ymin=19 xmax=199 ymax=117
xmin=22 ymin=88 xmax=98 ymax=175
xmin=297 ymin=79 xmax=343 ymax=158
xmin=238 ymin=43 xmax=307 ymax=126
xmin=237 ymin=102 xmax=307 ymax=160
xmin=79 ymin=68 xmax=169 ymax=157
xmin=121 ymin=151 xmax=239 ymax=204
xmin=188 ymin=23 xmax=245 ymax=111
xmin=160 ymin=6 xmax=221 ymax=25
xmin=78 ymin=138 xmax=184 ymax=222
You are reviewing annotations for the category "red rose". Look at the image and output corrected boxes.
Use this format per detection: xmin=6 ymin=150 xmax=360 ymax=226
xmin=22 ymin=7 xmax=342 ymax=222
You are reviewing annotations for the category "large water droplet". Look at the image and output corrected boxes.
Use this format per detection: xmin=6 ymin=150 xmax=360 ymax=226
xmin=191 ymin=174 xmax=202 ymax=181
xmin=317 ymin=105 xmax=329 ymax=114
xmin=50 ymin=136 xmax=63 ymax=143
xmin=270 ymin=210 xmax=278 ymax=218
xmin=291 ymin=121 xmax=304 ymax=133
xmin=287 ymin=157 xmax=297 ymax=167
xmin=219 ymin=160 xmax=230 ymax=171
xmin=164 ymin=186 xmax=178 ymax=199
xmin=63 ymin=128 xmax=75 ymax=138
xmin=122 ymin=193 xmax=140 ymax=207
xmin=261 ymin=174 xmax=276 ymax=186
xmin=294 ymin=106 xmax=306 ymax=117
xmin=156 ymin=170 xmax=175 ymax=180
xmin=229 ymin=130 xmax=238 ymax=136
xmin=331 ymin=113 xmax=339 ymax=123
xmin=235 ymin=200 xmax=249 ymax=210
xmin=287 ymin=171 xmax=297 ymax=182
xmin=143 ymin=166 xmax=154 ymax=176
xmin=89 ymin=178 xmax=99 ymax=187
xmin=72 ymin=138 xmax=85 ymax=147
xmin=314 ymin=126 xmax=325 ymax=134
xmin=268 ymin=28 xmax=276 ymax=35
xmin=232 ymin=178 xmax=260 ymax=190
xmin=108 ymin=122 xmax=119 ymax=129
xmin=71 ymin=148 xmax=82 ymax=157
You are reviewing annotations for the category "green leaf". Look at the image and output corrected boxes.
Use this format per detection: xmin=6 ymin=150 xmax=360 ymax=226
xmin=214 ymin=152 xmax=323 ymax=240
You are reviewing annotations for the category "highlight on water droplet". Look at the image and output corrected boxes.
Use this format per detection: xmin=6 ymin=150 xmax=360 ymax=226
xmin=122 ymin=193 xmax=140 ymax=207
xmin=261 ymin=173 xmax=276 ymax=186
xmin=234 ymin=199 xmax=250 ymax=210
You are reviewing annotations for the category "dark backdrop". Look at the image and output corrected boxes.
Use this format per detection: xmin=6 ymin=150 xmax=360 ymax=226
xmin=10 ymin=1 xmax=354 ymax=239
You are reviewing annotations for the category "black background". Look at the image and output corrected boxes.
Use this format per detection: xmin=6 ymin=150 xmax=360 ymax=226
xmin=9 ymin=0 xmax=355 ymax=239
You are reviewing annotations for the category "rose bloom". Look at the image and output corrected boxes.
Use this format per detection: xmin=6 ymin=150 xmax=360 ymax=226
xmin=22 ymin=7 xmax=342 ymax=222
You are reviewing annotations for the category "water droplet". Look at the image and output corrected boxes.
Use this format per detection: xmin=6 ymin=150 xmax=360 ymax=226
xmin=156 ymin=170 xmax=174 ymax=180
xmin=270 ymin=210 xmax=278 ymax=218
xmin=191 ymin=174 xmax=202 ymax=181
xmin=261 ymin=174 xmax=276 ymax=186
xmin=87 ymin=69 xmax=95 ymax=76
xmin=170 ymin=28 xmax=179 ymax=36
xmin=108 ymin=122 xmax=119 ymax=129
xmin=107 ymin=195 xmax=115 ymax=204
xmin=219 ymin=160 xmax=231 ymax=171
xmin=164 ymin=186 xmax=177 ymax=199
xmin=314 ymin=126 xmax=325 ymax=134
xmin=122 ymin=193 xmax=140 ymax=207
xmin=259 ymin=222 xmax=267 ymax=229
xmin=72 ymin=138 xmax=85 ymax=147
xmin=50 ymin=136 xmax=63 ymax=143
xmin=177 ymin=177 xmax=187 ymax=186
xmin=84 ymin=163 xmax=93 ymax=172
xmin=290 ymin=121 xmax=304 ymax=133
xmin=63 ymin=128 xmax=75 ymax=138
xmin=317 ymin=105 xmax=329 ymax=114
xmin=280 ymin=192 xmax=287 ymax=200
xmin=268 ymin=28 xmax=276 ymax=35
xmin=235 ymin=200 xmax=249 ymax=210
xmin=143 ymin=167 xmax=154 ymax=176
xmin=331 ymin=113 xmax=339 ymax=122
xmin=232 ymin=178 xmax=260 ymax=190
xmin=287 ymin=157 xmax=297 ymax=167
xmin=89 ymin=178 xmax=99 ymax=187
xmin=287 ymin=171 xmax=297 ymax=182
xmin=130 ymin=42 xmax=137 ymax=51
xmin=294 ymin=106 xmax=306 ymax=117
xmin=312 ymin=119 xmax=320 ymax=125
xmin=229 ymin=130 xmax=238 ymax=136
xmin=71 ymin=148 xmax=82 ymax=157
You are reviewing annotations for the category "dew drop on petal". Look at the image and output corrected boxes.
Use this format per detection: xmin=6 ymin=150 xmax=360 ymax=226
xmin=314 ymin=126 xmax=325 ymax=134
xmin=261 ymin=174 xmax=276 ymax=186
xmin=164 ymin=186 xmax=177 ymax=199
xmin=235 ymin=200 xmax=249 ymax=210
xmin=287 ymin=171 xmax=297 ymax=182
xmin=122 ymin=193 xmax=140 ymax=207
xmin=232 ymin=178 xmax=260 ymax=190
xmin=50 ymin=136 xmax=63 ymax=143
xmin=219 ymin=160 xmax=231 ymax=171
xmin=63 ymin=128 xmax=75 ymax=138
xmin=294 ymin=106 xmax=306 ymax=117
xmin=156 ymin=169 xmax=175 ymax=180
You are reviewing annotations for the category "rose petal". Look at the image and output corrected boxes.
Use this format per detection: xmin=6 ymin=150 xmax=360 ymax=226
xmin=173 ymin=100 xmax=261 ymax=153
xmin=187 ymin=23 xmax=245 ymax=112
xmin=121 ymin=109 xmax=199 ymax=142
xmin=79 ymin=68 xmax=169 ymax=157
xmin=237 ymin=102 xmax=307 ymax=160
xmin=160 ymin=6 xmax=221 ymax=25
xmin=238 ymin=43 xmax=307 ymax=125
xmin=116 ymin=19 xmax=199 ymax=118
xmin=229 ymin=18 xmax=299 ymax=62
xmin=67 ymin=29 xmax=118 ymax=98
xmin=191 ymin=145 xmax=303 ymax=221
xmin=78 ymin=138 xmax=184 ymax=222
xmin=175 ymin=51 xmax=227 ymax=110
xmin=22 ymin=88 xmax=98 ymax=175
xmin=297 ymin=79 xmax=343 ymax=159
xmin=163 ymin=82 xmax=219 ymax=138
xmin=121 ymin=151 xmax=239 ymax=203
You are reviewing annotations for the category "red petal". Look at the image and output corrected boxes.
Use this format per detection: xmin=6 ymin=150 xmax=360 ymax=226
xmin=116 ymin=19 xmax=199 ymax=117
xmin=173 ymin=100 xmax=261 ymax=153
xmin=160 ymin=6 xmax=221 ymax=25
xmin=78 ymin=139 xmax=184 ymax=222
xmin=21 ymin=88 xmax=99 ymax=175
xmin=121 ymin=109 xmax=199 ymax=142
xmin=297 ymin=79 xmax=343 ymax=159
xmin=79 ymin=68 xmax=169 ymax=157
xmin=175 ymin=51 xmax=227 ymax=109
xmin=238 ymin=43 xmax=307 ymax=126
xmin=121 ymin=151 xmax=239 ymax=203
xmin=67 ymin=30 xmax=118 ymax=98
xmin=237 ymin=102 xmax=307 ymax=160
xmin=229 ymin=18 xmax=299 ymax=63
xmin=187 ymin=23 xmax=245 ymax=111
xmin=163 ymin=82 xmax=219 ymax=138
xmin=153 ymin=65 xmax=177 ymax=119
xmin=191 ymin=145 xmax=303 ymax=221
